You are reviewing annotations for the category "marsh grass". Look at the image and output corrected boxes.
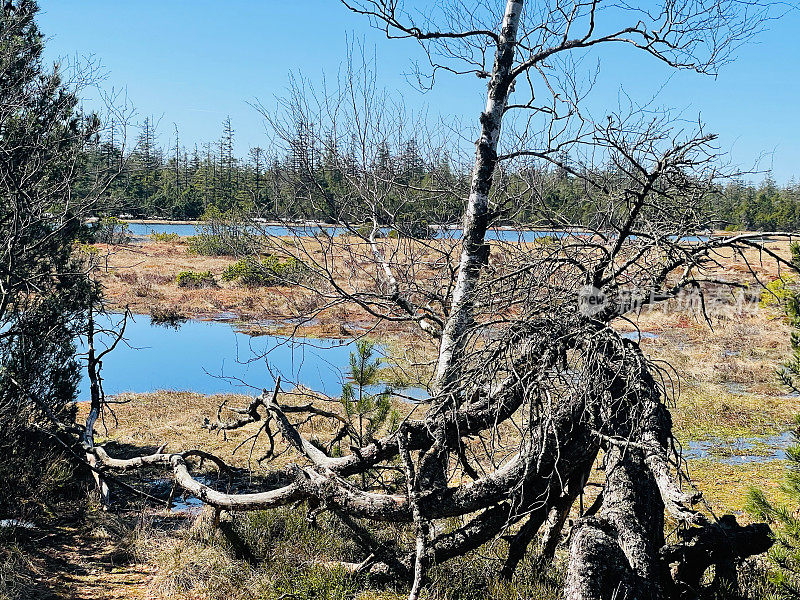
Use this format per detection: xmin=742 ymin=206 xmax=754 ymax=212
xmin=132 ymin=505 xmax=563 ymax=600
xmin=135 ymin=507 xmax=365 ymax=600
xmin=673 ymin=383 xmax=800 ymax=440
xmin=687 ymin=459 xmax=789 ymax=512
xmin=424 ymin=550 xmax=563 ymax=600
xmin=150 ymin=305 xmax=187 ymax=328
xmin=149 ymin=232 xmax=181 ymax=243
xmin=176 ymin=270 xmax=217 ymax=289
xmin=0 ymin=543 xmax=35 ymax=600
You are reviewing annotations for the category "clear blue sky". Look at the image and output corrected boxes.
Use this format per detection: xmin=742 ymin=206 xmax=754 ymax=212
xmin=38 ymin=1 xmax=800 ymax=183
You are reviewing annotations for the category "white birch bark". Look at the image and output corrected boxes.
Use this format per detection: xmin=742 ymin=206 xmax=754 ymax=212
xmin=434 ymin=0 xmax=524 ymax=391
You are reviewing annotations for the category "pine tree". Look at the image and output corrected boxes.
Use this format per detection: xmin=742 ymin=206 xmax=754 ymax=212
xmin=341 ymin=340 xmax=398 ymax=448
xmin=338 ymin=340 xmax=399 ymax=488
xmin=0 ymin=0 xmax=103 ymax=517
xmin=748 ymin=418 xmax=800 ymax=597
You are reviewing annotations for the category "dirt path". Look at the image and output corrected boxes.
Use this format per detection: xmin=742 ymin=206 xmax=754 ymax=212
xmin=22 ymin=524 xmax=154 ymax=600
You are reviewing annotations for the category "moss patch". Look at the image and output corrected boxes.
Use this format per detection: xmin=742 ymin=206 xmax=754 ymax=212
xmin=687 ymin=459 xmax=788 ymax=514
xmin=672 ymin=383 xmax=800 ymax=441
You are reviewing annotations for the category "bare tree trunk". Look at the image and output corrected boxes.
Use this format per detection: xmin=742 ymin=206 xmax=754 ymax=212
xmin=564 ymin=442 xmax=665 ymax=600
xmin=433 ymin=0 xmax=523 ymax=391
xmin=84 ymin=310 xmax=110 ymax=506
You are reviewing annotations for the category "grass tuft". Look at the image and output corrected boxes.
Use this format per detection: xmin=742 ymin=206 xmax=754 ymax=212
xmin=129 ymin=504 xmax=565 ymax=600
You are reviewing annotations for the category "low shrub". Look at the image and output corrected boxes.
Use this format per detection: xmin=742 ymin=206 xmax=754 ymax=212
xmin=74 ymin=242 xmax=99 ymax=257
xmin=115 ymin=270 xmax=138 ymax=284
xmin=221 ymin=256 xmax=309 ymax=287
xmin=149 ymin=232 xmax=180 ymax=243
xmin=187 ymin=235 xmax=229 ymax=256
xmin=176 ymin=271 xmax=217 ymax=289
xmin=134 ymin=282 xmax=152 ymax=298
xmin=187 ymin=233 xmax=260 ymax=257
xmin=760 ymin=275 xmax=797 ymax=313
xmin=187 ymin=207 xmax=260 ymax=256
xmin=142 ymin=272 xmax=173 ymax=285
xmin=389 ymin=219 xmax=435 ymax=240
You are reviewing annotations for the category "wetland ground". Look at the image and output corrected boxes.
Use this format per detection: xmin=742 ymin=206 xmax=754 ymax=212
xmin=6 ymin=230 xmax=797 ymax=600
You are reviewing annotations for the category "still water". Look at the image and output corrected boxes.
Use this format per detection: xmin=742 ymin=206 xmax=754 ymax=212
xmin=77 ymin=314 xmax=426 ymax=401
xmin=124 ymin=221 xmax=708 ymax=244
xmin=124 ymin=221 xmax=575 ymax=243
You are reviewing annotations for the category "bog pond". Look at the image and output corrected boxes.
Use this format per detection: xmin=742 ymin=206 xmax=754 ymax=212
xmin=125 ymin=221 xmax=571 ymax=243
xmin=124 ymin=221 xmax=711 ymax=244
xmin=77 ymin=314 xmax=428 ymax=401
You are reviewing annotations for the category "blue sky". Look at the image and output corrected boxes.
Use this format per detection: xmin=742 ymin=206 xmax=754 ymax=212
xmin=38 ymin=1 xmax=800 ymax=183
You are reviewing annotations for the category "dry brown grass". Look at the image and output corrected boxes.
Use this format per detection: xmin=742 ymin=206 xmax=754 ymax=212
xmin=80 ymin=390 xmax=415 ymax=472
xmin=93 ymin=236 xmax=796 ymax=324
xmin=91 ymin=240 xmax=274 ymax=322
xmin=89 ymin=237 xmax=424 ymax=339
xmin=630 ymin=311 xmax=791 ymax=392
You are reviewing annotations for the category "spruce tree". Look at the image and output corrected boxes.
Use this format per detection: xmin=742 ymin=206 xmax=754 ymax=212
xmin=748 ymin=418 xmax=800 ymax=597
xmin=341 ymin=340 xmax=398 ymax=448
xmin=338 ymin=340 xmax=399 ymax=489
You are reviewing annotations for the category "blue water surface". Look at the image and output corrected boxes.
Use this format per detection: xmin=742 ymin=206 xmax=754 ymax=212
xmin=124 ymin=221 xmax=709 ymax=244
xmin=77 ymin=314 xmax=427 ymax=401
xmin=126 ymin=222 xmax=302 ymax=237
xmin=125 ymin=221 xmax=577 ymax=243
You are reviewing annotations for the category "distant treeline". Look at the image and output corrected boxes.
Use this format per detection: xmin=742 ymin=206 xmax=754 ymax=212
xmin=84 ymin=117 xmax=799 ymax=232
xmin=83 ymin=116 xmax=468 ymax=224
xmin=716 ymin=179 xmax=800 ymax=231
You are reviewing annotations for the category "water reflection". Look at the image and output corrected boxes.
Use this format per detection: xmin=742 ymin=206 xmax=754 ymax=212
xmin=77 ymin=314 xmax=428 ymax=401
xmin=123 ymin=221 xmax=587 ymax=243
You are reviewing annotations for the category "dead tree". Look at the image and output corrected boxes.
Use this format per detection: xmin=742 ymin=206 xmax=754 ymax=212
xmin=87 ymin=2 xmax=785 ymax=599
xmin=82 ymin=298 xmax=129 ymax=506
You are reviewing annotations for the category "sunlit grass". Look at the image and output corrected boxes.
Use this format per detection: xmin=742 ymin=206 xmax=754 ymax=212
xmin=672 ymin=383 xmax=800 ymax=441
xmin=133 ymin=506 xmax=563 ymax=600
xmin=687 ymin=459 xmax=788 ymax=514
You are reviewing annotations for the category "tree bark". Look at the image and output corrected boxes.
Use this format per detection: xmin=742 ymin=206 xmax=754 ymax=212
xmin=84 ymin=310 xmax=109 ymax=506
xmin=564 ymin=444 xmax=665 ymax=600
xmin=661 ymin=515 xmax=773 ymax=598
xmin=433 ymin=0 xmax=523 ymax=392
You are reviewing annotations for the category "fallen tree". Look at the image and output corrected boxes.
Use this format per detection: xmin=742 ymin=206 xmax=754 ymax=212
xmin=78 ymin=1 xmax=789 ymax=598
